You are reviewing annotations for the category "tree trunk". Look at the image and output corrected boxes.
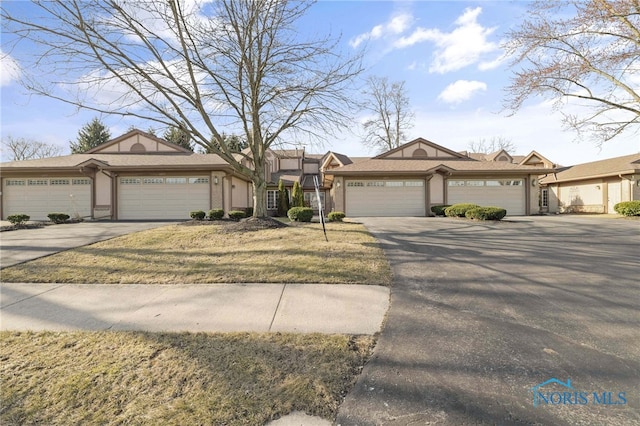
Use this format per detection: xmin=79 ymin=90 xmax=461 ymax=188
xmin=252 ymin=176 xmax=268 ymax=218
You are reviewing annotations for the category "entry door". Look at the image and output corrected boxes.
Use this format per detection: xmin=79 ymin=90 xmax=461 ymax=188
xmin=608 ymin=182 xmax=621 ymax=213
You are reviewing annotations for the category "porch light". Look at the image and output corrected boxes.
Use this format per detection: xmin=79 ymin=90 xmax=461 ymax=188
xmin=214 ymin=176 xmax=219 ymax=185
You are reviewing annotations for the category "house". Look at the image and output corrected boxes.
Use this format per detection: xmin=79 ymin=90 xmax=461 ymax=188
xmin=0 ymin=129 xmax=253 ymax=220
xmin=540 ymin=153 xmax=640 ymax=214
xmin=325 ymin=138 xmax=553 ymax=216
xmin=1 ymin=131 xmax=558 ymax=220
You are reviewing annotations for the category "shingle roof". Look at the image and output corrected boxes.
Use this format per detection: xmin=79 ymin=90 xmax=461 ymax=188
xmin=540 ymin=153 xmax=640 ymax=184
xmin=325 ymin=157 xmax=549 ymax=175
xmin=269 ymin=170 xmax=301 ymax=185
xmin=0 ymin=153 xmax=230 ymax=172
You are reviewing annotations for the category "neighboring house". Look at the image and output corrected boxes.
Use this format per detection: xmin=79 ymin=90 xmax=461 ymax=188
xmin=0 ymin=129 xmax=252 ymax=220
xmin=325 ymin=138 xmax=553 ymax=216
xmin=540 ymin=153 xmax=640 ymax=214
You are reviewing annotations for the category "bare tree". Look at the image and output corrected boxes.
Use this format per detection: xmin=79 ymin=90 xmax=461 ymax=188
xmin=1 ymin=0 xmax=362 ymax=217
xmin=2 ymin=136 xmax=63 ymax=161
xmin=503 ymin=0 xmax=640 ymax=145
xmin=468 ymin=136 xmax=517 ymax=154
xmin=361 ymin=76 xmax=414 ymax=153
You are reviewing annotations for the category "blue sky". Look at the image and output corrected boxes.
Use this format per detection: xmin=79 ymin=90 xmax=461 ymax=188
xmin=1 ymin=0 xmax=638 ymax=165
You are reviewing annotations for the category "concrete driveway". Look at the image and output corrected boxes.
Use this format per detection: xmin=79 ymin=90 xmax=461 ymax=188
xmin=337 ymin=216 xmax=640 ymax=425
xmin=0 ymin=221 xmax=174 ymax=268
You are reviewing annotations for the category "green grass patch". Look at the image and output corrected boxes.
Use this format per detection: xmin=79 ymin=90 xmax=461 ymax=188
xmin=1 ymin=222 xmax=391 ymax=285
xmin=0 ymin=331 xmax=375 ymax=425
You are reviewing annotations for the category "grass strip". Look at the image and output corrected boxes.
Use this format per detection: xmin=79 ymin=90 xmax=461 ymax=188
xmin=0 ymin=331 xmax=375 ymax=425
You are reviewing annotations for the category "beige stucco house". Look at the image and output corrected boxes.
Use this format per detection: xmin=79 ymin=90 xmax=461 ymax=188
xmin=1 ymin=131 xmax=573 ymax=220
xmin=540 ymin=153 xmax=640 ymax=214
xmin=325 ymin=138 xmax=553 ymax=216
xmin=0 ymin=130 xmax=252 ymax=220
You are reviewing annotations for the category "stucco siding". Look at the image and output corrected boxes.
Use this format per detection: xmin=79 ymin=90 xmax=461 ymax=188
xmin=430 ymin=174 xmax=444 ymax=205
xmin=557 ymin=179 xmax=604 ymax=213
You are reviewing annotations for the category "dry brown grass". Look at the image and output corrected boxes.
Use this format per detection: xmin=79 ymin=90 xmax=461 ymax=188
xmin=1 ymin=222 xmax=391 ymax=285
xmin=0 ymin=331 xmax=376 ymax=425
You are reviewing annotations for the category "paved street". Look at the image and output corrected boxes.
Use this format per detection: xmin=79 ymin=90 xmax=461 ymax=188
xmin=337 ymin=216 xmax=640 ymax=425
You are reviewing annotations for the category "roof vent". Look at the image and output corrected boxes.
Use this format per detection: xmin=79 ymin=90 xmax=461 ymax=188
xmin=412 ymin=148 xmax=428 ymax=158
xmin=130 ymin=142 xmax=146 ymax=153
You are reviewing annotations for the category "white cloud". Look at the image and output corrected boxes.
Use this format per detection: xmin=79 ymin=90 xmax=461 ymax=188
xmin=395 ymin=7 xmax=500 ymax=73
xmin=349 ymin=12 xmax=413 ymax=48
xmin=438 ymin=80 xmax=487 ymax=104
xmin=0 ymin=51 xmax=21 ymax=87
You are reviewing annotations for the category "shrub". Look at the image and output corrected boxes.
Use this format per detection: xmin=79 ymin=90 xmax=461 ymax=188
xmin=47 ymin=213 xmax=70 ymax=224
xmin=287 ymin=207 xmax=313 ymax=222
xmin=444 ymin=203 xmax=480 ymax=218
xmin=614 ymin=201 xmax=640 ymax=216
xmin=465 ymin=207 xmax=507 ymax=221
xmin=228 ymin=210 xmax=246 ymax=221
xmin=190 ymin=210 xmax=206 ymax=220
xmin=291 ymin=181 xmax=305 ymax=207
xmin=7 ymin=214 xmax=30 ymax=226
xmin=244 ymin=207 xmax=254 ymax=217
xmin=208 ymin=209 xmax=224 ymax=220
xmin=328 ymin=211 xmax=346 ymax=222
xmin=430 ymin=205 xmax=451 ymax=216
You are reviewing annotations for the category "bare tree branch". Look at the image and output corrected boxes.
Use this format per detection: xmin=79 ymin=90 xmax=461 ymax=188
xmin=2 ymin=136 xmax=63 ymax=161
xmin=503 ymin=0 xmax=640 ymax=146
xmin=1 ymin=0 xmax=363 ymax=216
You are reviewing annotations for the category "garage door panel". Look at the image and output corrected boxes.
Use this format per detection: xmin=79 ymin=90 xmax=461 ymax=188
xmin=346 ymin=180 xmax=425 ymax=217
xmin=118 ymin=176 xmax=210 ymax=220
xmin=3 ymin=178 xmax=91 ymax=221
xmin=448 ymin=179 xmax=525 ymax=215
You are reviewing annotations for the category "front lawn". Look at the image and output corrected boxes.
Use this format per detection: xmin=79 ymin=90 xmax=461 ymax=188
xmin=0 ymin=331 xmax=375 ymax=425
xmin=1 ymin=222 xmax=391 ymax=285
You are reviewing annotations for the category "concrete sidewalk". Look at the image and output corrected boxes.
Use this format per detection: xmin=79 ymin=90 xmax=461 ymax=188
xmin=0 ymin=283 xmax=389 ymax=334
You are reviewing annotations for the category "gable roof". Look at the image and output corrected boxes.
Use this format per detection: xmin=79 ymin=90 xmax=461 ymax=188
xmin=540 ymin=153 xmax=640 ymax=184
xmin=519 ymin=151 xmax=556 ymax=168
xmin=374 ymin=138 xmax=468 ymax=160
xmin=86 ymin=129 xmax=192 ymax=154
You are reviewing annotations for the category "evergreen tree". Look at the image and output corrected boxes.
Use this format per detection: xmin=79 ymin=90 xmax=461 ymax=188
xmin=163 ymin=125 xmax=193 ymax=151
xmin=208 ymin=133 xmax=248 ymax=153
xmin=70 ymin=117 xmax=111 ymax=153
xmin=277 ymin=179 xmax=290 ymax=216
xmin=291 ymin=181 xmax=305 ymax=207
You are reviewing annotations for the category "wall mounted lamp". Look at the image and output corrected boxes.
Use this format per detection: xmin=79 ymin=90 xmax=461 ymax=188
xmin=214 ymin=176 xmax=219 ymax=185
xmin=596 ymin=185 xmax=601 ymax=190
xmin=336 ymin=181 xmax=341 ymax=188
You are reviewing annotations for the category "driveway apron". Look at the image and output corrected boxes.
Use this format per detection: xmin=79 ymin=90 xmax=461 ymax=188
xmin=336 ymin=216 xmax=640 ymax=425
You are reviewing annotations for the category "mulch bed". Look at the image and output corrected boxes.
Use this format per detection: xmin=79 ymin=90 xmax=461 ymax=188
xmin=180 ymin=216 xmax=289 ymax=233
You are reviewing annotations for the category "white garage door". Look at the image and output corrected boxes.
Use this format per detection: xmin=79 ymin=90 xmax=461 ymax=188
xmin=3 ymin=177 xmax=92 ymax=221
xmin=118 ymin=176 xmax=210 ymax=220
xmin=447 ymin=179 xmax=525 ymax=215
xmin=346 ymin=179 xmax=425 ymax=217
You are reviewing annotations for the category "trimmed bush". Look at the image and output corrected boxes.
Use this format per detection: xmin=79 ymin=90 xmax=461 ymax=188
xmin=444 ymin=203 xmax=480 ymax=218
xmin=228 ymin=210 xmax=246 ymax=221
xmin=328 ymin=211 xmax=346 ymax=222
xmin=208 ymin=209 xmax=224 ymax=220
xmin=7 ymin=214 xmax=30 ymax=226
xmin=614 ymin=200 xmax=640 ymax=216
xmin=465 ymin=207 xmax=507 ymax=221
xmin=287 ymin=207 xmax=313 ymax=222
xmin=430 ymin=205 xmax=451 ymax=216
xmin=244 ymin=207 xmax=254 ymax=217
xmin=190 ymin=210 xmax=206 ymax=220
xmin=47 ymin=213 xmax=70 ymax=224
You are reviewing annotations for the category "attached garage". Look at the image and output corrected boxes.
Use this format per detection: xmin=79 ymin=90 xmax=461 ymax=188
xmin=345 ymin=179 xmax=425 ymax=217
xmin=2 ymin=177 xmax=92 ymax=221
xmin=118 ymin=176 xmax=210 ymax=220
xmin=447 ymin=179 xmax=525 ymax=216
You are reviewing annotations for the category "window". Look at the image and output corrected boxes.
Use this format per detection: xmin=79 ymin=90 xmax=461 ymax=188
xmin=267 ymin=189 xmax=278 ymax=210
xmin=486 ymin=180 xmax=502 ymax=186
xmin=143 ymin=177 xmax=164 ymax=184
xmin=541 ymin=189 xmax=549 ymax=208
xmin=166 ymin=177 xmax=187 ymax=184
xmin=72 ymin=178 xmax=91 ymax=185
xmin=404 ymin=181 xmax=424 ymax=187
xmin=448 ymin=180 xmax=465 ymax=187
xmin=189 ymin=177 xmax=209 ymax=184
xmin=366 ymin=181 xmax=384 ymax=187
xmin=6 ymin=179 xmax=26 ymax=186
xmin=50 ymin=179 xmax=70 ymax=185
xmin=304 ymin=192 xmax=325 ymax=209
xmin=28 ymin=179 xmax=48 ymax=186
xmin=121 ymin=178 xmax=141 ymax=185
xmin=385 ymin=181 xmax=404 ymax=187
xmin=346 ymin=181 xmax=364 ymax=187
xmin=466 ymin=180 xmax=484 ymax=186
